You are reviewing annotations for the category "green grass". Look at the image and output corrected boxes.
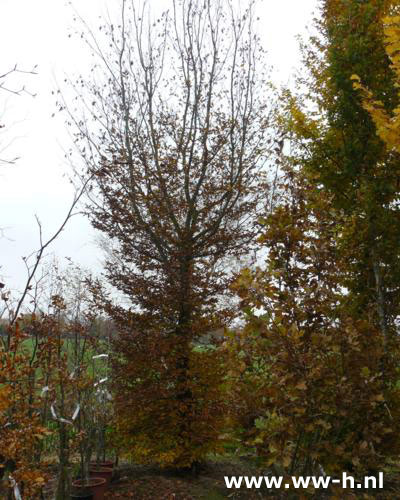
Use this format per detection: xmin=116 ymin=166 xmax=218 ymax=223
xmin=20 ymin=337 xmax=110 ymax=378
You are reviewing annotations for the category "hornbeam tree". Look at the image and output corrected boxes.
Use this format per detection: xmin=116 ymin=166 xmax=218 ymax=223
xmin=64 ymin=0 xmax=273 ymax=467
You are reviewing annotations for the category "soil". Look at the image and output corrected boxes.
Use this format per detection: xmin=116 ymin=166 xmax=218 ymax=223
xmin=99 ymin=459 xmax=400 ymax=499
xmin=33 ymin=458 xmax=400 ymax=499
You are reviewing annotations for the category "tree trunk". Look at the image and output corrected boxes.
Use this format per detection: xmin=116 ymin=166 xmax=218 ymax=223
xmin=174 ymin=258 xmax=194 ymax=467
xmin=55 ymin=422 xmax=70 ymax=500
xmin=372 ymin=258 xmax=388 ymax=349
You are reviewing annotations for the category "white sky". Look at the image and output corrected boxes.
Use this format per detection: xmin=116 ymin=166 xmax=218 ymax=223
xmin=0 ymin=0 xmax=317 ymax=295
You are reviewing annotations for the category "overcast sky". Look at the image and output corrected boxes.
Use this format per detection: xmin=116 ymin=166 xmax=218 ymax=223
xmin=0 ymin=0 xmax=317 ymax=296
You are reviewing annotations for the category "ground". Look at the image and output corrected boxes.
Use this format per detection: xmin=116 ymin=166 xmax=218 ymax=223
xmin=75 ymin=458 xmax=400 ymax=499
xmin=103 ymin=459 xmax=263 ymax=499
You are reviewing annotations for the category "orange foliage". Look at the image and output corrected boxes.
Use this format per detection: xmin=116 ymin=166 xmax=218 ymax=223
xmin=229 ymin=168 xmax=400 ymax=475
xmin=112 ymin=327 xmax=229 ymax=468
xmin=0 ymin=323 xmax=50 ymax=497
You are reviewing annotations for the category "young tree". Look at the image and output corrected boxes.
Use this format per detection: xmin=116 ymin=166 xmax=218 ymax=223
xmin=0 ymin=322 xmax=50 ymax=499
xmin=65 ymin=0 xmax=273 ymax=467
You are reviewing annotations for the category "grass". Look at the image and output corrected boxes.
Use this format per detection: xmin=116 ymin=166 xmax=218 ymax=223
xmin=20 ymin=336 xmax=109 ymax=378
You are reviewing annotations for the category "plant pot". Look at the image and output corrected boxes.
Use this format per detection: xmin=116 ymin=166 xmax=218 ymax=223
xmin=70 ymin=481 xmax=94 ymax=499
xmin=89 ymin=466 xmax=113 ymax=486
xmin=72 ymin=478 xmax=107 ymax=500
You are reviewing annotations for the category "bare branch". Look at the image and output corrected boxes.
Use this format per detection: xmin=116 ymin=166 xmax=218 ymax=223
xmin=9 ymin=176 xmax=92 ymax=328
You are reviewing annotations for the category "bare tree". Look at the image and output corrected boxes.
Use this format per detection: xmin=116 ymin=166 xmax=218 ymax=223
xmin=0 ymin=179 xmax=90 ymax=351
xmin=66 ymin=0 xmax=272 ymax=327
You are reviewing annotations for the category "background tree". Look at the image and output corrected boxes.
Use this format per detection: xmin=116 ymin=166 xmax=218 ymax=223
xmin=352 ymin=1 xmax=400 ymax=151
xmin=64 ymin=0 xmax=273 ymax=468
xmin=228 ymin=0 xmax=400 ymax=477
xmin=286 ymin=0 xmax=400 ymax=362
xmin=229 ymin=165 xmax=400 ymax=476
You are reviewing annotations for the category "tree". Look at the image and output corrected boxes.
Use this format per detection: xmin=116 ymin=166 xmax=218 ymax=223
xmin=226 ymin=0 xmax=400 ymax=477
xmin=286 ymin=0 xmax=400 ymax=361
xmin=64 ymin=0 xmax=273 ymax=468
xmin=230 ymin=166 xmax=400 ymax=476
xmin=352 ymin=2 xmax=400 ymax=151
xmin=0 ymin=322 xmax=50 ymax=499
